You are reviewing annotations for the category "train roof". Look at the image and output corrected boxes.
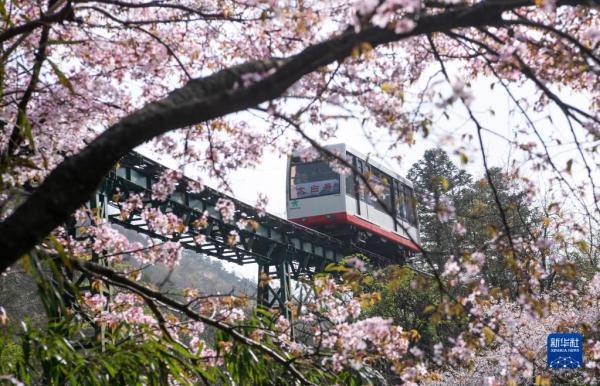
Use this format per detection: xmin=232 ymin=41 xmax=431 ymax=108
xmin=292 ymin=143 xmax=414 ymax=188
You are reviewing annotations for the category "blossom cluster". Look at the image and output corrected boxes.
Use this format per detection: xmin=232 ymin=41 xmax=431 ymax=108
xmin=272 ymin=276 xmax=428 ymax=384
xmin=152 ymin=169 xmax=182 ymax=201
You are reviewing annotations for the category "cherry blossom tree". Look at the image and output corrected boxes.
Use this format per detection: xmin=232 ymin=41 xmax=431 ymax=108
xmin=0 ymin=0 xmax=598 ymax=384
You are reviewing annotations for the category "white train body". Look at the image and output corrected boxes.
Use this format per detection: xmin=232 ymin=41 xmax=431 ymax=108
xmin=286 ymin=144 xmax=420 ymax=260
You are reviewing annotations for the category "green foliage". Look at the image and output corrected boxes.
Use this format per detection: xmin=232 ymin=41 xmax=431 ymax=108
xmin=0 ymin=319 xmax=220 ymax=385
xmin=0 ymin=251 xmax=391 ymax=385
xmin=408 ymin=149 xmax=542 ymax=294
xmin=461 ymin=167 xmax=541 ymax=293
xmin=407 ymin=148 xmax=473 ymax=268
xmin=359 ymin=266 xmax=462 ymax=355
xmin=0 ymin=303 xmax=393 ymax=386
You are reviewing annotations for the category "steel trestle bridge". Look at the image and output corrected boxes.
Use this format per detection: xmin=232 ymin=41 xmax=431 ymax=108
xmin=95 ymin=152 xmax=403 ymax=318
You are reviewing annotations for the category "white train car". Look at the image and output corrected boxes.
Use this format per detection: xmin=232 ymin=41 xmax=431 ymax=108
xmin=286 ymin=143 xmax=420 ymax=263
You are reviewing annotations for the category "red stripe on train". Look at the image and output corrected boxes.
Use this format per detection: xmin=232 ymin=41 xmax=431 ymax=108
xmin=288 ymin=212 xmax=421 ymax=252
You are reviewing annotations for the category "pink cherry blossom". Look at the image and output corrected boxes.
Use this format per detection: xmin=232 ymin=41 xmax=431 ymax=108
xmin=152 ymin=170 xmax=182 ymax=201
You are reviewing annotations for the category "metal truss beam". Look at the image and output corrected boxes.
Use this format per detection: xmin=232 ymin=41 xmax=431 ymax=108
xmin=96 ymin=152 xmax=394 ymax=316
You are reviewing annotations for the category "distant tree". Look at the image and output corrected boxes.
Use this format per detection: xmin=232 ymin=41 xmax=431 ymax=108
xmin=462 ymin=167 xmax=542 ymax=294
xmin=408 ymin=152 xmax=542 ymax=295
xmin=407 ymin=148 xmax=472 ymax=269
xmin=360 ymin=266 xmax=464 ymax=356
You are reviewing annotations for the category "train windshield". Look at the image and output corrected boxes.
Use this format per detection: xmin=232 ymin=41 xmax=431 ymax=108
xmin=290 ymin=160 xmax=340 ymax=199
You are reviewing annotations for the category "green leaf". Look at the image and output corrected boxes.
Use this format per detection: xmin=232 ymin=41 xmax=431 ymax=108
xmin=16 ymin=112 xmax=35 ymax=151
xmin=0 ymin=1 xmax=14 ymax=28
xmin=440 ymin=176 xmax=449 ymax=191
xmin=324 ymin=263 xmax=350 ymax=272
xmin=99 ymin=359 xmax=116 ymax=377
xmin=48 ymin=39 xmax=87 ymax=45
xmin=381 ymin=82 xmax=394 ymax=94
xmin=8 ymin=156 xmax=39 ymax=169
xmin=48 ymin=59 xmax=75 ymax=95
xmin=255 ymin=307 xmax=274 ymax=319
xmin=576 ymin=240 xmax=589 ymax=254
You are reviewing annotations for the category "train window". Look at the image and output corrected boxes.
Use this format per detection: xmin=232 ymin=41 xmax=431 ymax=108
xmin=410 ymin=188 xmax=418 ymax=226
xmin=171 ymin=191 xmax=185 ymax=205
xmin=357 ymin=159 xmax=366 ymax=202
xmin=404 ymin=185 xmax=417 ymax=225
xmin=395 ymin=181 xmax=406 ymax=219
xmin=117 ymin=167 xmax=127 ymax=178
xmin=189 ymin=197 xmax=204 ymax=211
xmin=345 ymin=173 xmax=355 ymax=196
xmin=369 ymin=169 xmax=392 ymax=213
xmin=290 ymin=160 xmax=340 ymax=199
xmin=381 ymin=174 xmax=392 ymax=211
xmin=131 ymin=169 xmax=148 ymax=188
xmin=345 ymin=153 xmax=356 ymax=196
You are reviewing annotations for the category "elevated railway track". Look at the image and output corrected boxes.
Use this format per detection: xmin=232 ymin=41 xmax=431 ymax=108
xmin=95 ymin=151 xmax=413 ymax=317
